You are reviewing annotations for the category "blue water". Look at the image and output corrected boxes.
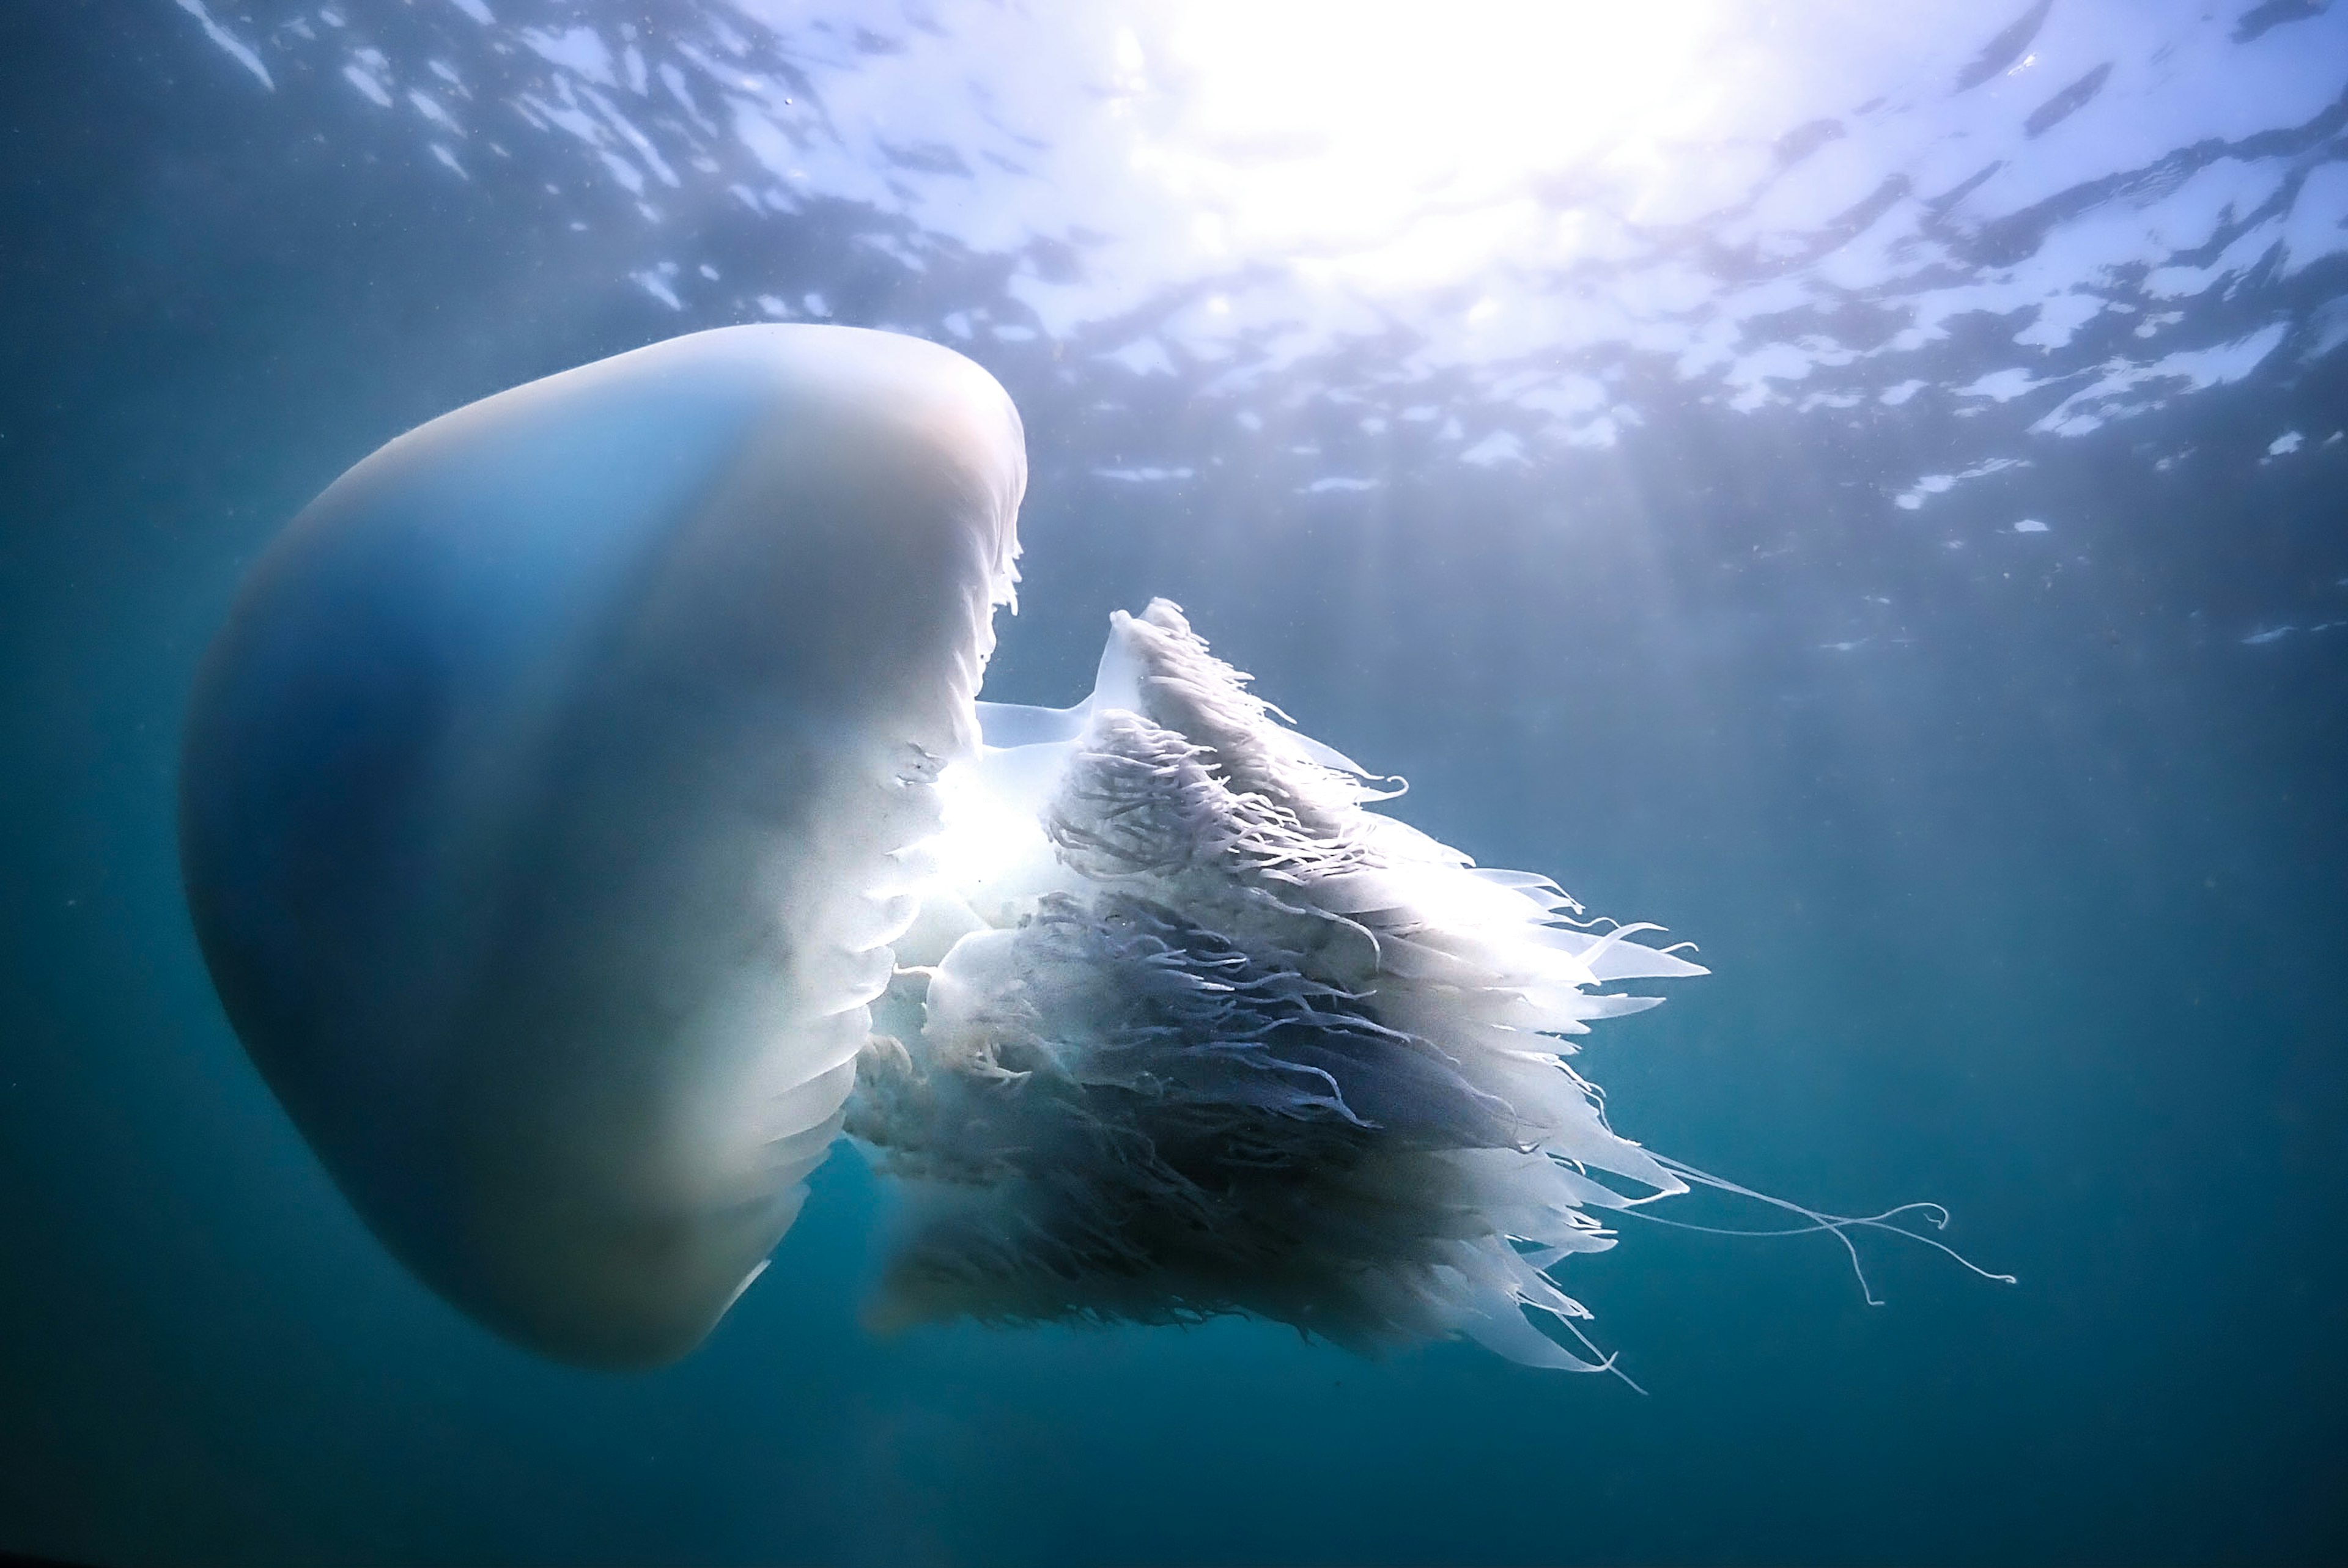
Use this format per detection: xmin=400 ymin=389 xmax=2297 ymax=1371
xmin=2 ymin=2 xmax=2344 ymax=1563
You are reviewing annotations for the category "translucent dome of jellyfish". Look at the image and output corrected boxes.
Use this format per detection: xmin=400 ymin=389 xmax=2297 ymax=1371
xmin=180 ymin=323 xmax=2005 ymax=1375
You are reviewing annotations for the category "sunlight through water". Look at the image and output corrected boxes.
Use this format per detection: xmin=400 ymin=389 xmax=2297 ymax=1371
xmin=1107 ymin=1 xmax=1729 ymax=295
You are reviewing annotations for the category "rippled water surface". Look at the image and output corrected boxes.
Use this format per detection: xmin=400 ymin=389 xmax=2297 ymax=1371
xmin=2 ymin=2 xmax=2344 ymax=1564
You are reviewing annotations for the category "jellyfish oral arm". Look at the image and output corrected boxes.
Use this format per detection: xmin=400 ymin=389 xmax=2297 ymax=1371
xmin=845 ymin=600 xmax=1719 ymax=1372
xmin=859 ymin=598 xmax=2009 ymax=1374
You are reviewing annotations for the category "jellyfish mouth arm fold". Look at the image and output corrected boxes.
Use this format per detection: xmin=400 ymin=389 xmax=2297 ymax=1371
xmin=849 ymin=598 xmax=1719 ymax=1374
xmin=180 ymin=325 xmax=1025 ymax=1367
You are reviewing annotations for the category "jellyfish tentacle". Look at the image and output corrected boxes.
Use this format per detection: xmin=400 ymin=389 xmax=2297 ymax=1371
xmin=1639 ymin=1155 xmax=2019 ymax=1303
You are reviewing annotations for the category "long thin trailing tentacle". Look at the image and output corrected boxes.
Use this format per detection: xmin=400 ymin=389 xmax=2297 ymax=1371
xmin=1635 ymin=1154 xmax=2017 ymax=1305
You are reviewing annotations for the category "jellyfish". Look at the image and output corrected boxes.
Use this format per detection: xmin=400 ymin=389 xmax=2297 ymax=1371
xmin=182 ymin=324 xmax=2001 ymax=1374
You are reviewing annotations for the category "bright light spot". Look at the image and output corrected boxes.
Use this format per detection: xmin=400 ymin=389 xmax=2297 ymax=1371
xmin=1119 ymin=0 xmax=1728 ymax=293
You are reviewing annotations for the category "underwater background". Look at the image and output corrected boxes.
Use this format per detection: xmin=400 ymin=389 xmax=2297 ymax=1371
xmin=2 ymin=1 xmax=2344 ymax=1563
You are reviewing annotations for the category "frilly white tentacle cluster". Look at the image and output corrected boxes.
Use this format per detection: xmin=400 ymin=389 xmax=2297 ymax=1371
xmin=851 ymin=600 xmax=1711 ymax=1373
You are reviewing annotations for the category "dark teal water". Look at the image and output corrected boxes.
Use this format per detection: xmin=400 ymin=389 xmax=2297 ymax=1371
xmin=3 ymin=3 xmax=2344 ymax=1564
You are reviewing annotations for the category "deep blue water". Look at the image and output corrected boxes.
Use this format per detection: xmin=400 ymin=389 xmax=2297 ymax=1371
xmin=3 ymin=2 xmax=2346 ymax=1564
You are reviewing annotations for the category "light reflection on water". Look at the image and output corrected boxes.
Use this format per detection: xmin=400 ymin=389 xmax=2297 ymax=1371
xmin=174 ymin=0 xmax=2348 ymax=451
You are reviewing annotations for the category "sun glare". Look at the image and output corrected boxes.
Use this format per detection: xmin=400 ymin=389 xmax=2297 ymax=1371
xmin=1113 ymin=1 xmax=1729 ymax=292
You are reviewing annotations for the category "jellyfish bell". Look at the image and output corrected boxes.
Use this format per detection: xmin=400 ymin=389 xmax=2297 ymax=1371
xmin=185 ymin=323 xmax=2003 ymax=1376
xmin=180 ymin=325 xmax=1025 ymax=1367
